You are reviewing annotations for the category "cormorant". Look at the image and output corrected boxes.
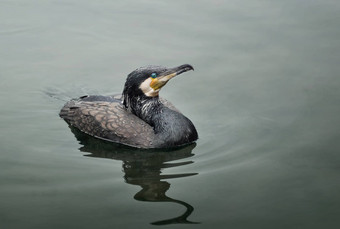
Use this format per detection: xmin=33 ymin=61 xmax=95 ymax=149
xmin=59 ymin=64 xmax=198 ymax=148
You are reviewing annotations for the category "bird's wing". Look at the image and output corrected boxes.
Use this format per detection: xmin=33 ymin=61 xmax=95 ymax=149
xmin=60 ymin=100 xmax=156 ymax=148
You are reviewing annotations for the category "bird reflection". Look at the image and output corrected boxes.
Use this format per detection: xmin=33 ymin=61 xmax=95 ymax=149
xmin=69 ymin=126 xmax=200 ymax=225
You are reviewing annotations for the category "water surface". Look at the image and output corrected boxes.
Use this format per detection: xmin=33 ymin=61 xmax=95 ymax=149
xmin=1 ymin=0 xmax=340 ymax=228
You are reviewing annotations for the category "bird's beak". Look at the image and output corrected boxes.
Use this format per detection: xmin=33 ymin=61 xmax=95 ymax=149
xmin=150 ymin=64 xmax=194 ymax=90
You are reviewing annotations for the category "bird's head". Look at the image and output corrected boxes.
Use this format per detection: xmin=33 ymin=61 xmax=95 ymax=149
xmin=122 ymin=64 xmax=194 ymax=109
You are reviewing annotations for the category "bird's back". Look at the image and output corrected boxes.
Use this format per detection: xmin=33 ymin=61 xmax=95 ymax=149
xmin=59 ymin=95 xmax=181 ymax=148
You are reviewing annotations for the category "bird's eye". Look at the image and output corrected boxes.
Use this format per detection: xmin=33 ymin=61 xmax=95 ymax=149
xmin=151 ymin=73 xmax=157 ymax=78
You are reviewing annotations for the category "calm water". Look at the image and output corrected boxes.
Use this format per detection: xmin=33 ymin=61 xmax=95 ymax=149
xmin=1 ymin=0 xmax=340 ymax=228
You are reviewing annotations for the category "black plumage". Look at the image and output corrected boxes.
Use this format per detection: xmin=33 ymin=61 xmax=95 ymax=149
xmin=59 ymin=64 xmax=198 ymax=148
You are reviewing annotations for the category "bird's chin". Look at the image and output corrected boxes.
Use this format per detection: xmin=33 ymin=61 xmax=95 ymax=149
xmin=145 ymin=89 xmax=160 ymax=97
xmin=139 ymin=77 xmax=160 ymax=97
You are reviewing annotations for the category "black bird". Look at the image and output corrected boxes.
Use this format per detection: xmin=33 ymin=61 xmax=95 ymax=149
xmin=59 ymin=64 xmax=198 ymax=148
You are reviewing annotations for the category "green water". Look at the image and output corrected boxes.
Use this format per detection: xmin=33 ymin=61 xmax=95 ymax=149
xmin=1 ymin=1 xmax=340 ymax=228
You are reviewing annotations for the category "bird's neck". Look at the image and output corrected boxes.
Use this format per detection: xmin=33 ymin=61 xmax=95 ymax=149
xmin=124 ymin=95 xmax=198 ymax=147
xmin=125 ymin=95 xmax=163 ymax=126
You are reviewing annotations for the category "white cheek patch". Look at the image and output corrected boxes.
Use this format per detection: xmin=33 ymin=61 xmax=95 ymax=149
xmin=139 ymin=78 xmax=159 ymax=97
